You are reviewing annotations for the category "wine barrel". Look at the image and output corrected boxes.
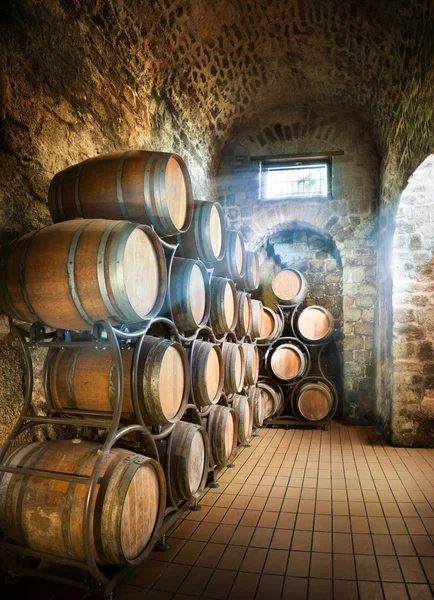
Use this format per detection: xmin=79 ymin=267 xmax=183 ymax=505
xmin=258 ymin=307 xmax=284 ymax=344
xmin=0 ymin=220 xmax=166 ymax=330
xmin=209 ymin=277 xmax=237 ymax=337
xmin=249 ymin=386 xmax=265 ymax=428
xmin=204 ymin=405 xmax=238 ymax=467
xmin=268 ymin=344 xmax=308 ymax=382
xmin=250 ymin=300 xmax=264 ymax=339
xmin=158 ymin=421 xmax=209 ymax=503
xmin=295 ymin=306 xmax=334 ymax=343
xmin=168 ymin=257 xmax=210 ymax=333
xmin=189 ymin=341 xmax=224 ymax=407
xmin=221 ymin=342 xmax=245 ymax=394
xmin=230 ymin=394 xmax=253 ymax=444
xmin=272 ymin=269 xmax=308 ymax=305
xmin=213 ymin=231 xmax=246 ymax=280
xmin=242 ymin=343 xmax=259 ymax=385
xmin=0 ymin=440 xmax=165 ymax=565
xmin=45 ymin=336 xmax=189 ymax=426
xmin=48 ymin=151 xmax=193 ymax=237
xmin=239 ymin=251 xmax=260 ymax=292
xmin=235 ymin=291 xmax=252 ymax=338
xmin=257 ymin=379 xmax=284 ymax=420
xmin=294 ymin=380 xmax=335 ymax=421
xmin=175 ymin=201 xmax=226 ymax=266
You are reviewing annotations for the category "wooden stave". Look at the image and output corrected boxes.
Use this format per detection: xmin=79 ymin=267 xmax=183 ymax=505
xmin=204 ymin=405 xmax=238 ymax=467
xmin=229 ymin=393 xmax=253 ymax=444
xmin=209 ymin=277 xmax=238 ymax=337
xmin=44 ymin=336 xmax=190 ymax=427
xmin=168 ymin=257 xmax=211 ymax=334
xmin=189 ymin=341 xmax=224 ymax=407
xmin=240 ymin=251 xmax=260 ymax=292
xmin=249 ymin=386 xmax=265 ymax=428
xmin=257 ymin=307 xmax=284 ymax=344
xmin=257 ymin=380 xmax=284 ymax=420
xmin=0 ymin=440 xmax=166 ymax=566
xmin=213 ymin=231 xmax=246 ymax=281
xmin=294 ymin=380 xmax=334 ymax=421
xmin=242 ymin=343 xmax=260 ymax=385
xmin=235 ymin=291 xmax=252 ymax=338
xmin=48 ymin=151 xmax=194 ymax=237
xmin=295 ymin=305 xmax=335 ymax=343
xmin=250 ymin=299 xmax=264 ymax=339
xmin=271 ymin=268 xmax=308 ymax=305
xmin=0 ymin=220 xmax=167 ymax=330
xmin=220 ymin=341 xmax=246 ymax=394
xmin=268 ymin=343 xmax=308 ymax=382
xmin=175 ymin=201 xmax=226 ymax=266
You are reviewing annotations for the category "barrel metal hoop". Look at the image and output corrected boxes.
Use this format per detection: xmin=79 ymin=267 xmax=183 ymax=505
xmin=74 ymin=162 xmax=85 ymax=218
xmin=143 ymin=153 xmax=160 ymax=233
xmin=154 ymin=153 xmax=173 ymax=234
xmin=20 ymin=231 xmax=46 ymax=324
xmin=67 ymin=221 xmax=95 ymax=328
xmin=67 ymin=348 xmax=81 ymax=408
xmin=97 ymin=221 xmax=124 ymax=323
xmin=116 ymin=151 xmax=130 ymax=221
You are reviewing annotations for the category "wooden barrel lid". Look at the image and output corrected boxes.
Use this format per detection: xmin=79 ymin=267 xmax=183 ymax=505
xmin=260 ymin=388 xmax=273 ymax=418
xmin=298 ymin=386 xmax=332 ymax=420
xmin=260 ymin=309 xmax=275 ymax=338
xmin=120 ymin=461 xmax=160 ymax=560
xmin=124 ymin=228 xmax=160 ymax=317
xmin=223 ymin=282 xmax=235 ymax=328
xmin=272 ymin=269 xmax=301 ymax=301
xmin=209 ymin=204 xmax=223 ymax=259
xmin=235 ymin=346 xmax=243 ymax=389
xmin=188 ymin=429 xmax=206 ymax=496
xmin=166 ymin=156 xmax=187 ymax=230
xmin=159 ymin=345 xmax=185 ymax=420
xmin=205 ymin=346 xmax=221 ymax=402
xmin=298 ymin=307 xmax=330 ymax=340
xmin=271 ymin=346 xmax=301 ymax=380
xmin=189 ymin=263 xmax=206 ymax=325
xmin=235 ymin=234 xmax=243 ymax=275
xmin=225 ymin=412 xmax=235 ymax=459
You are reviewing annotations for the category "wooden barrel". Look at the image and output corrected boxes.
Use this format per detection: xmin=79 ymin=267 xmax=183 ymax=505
xmin=242 ymin=343 xmax=259 ymax=385
xmin=176 ymin=201 xmax=226 ymax=266
xmin=0 ymin=220 xmax=167 ymax=330
xmin=213 ymin=231 xmax=246 ymax=280
xmin=209 ymin=277 xmax=237 ymax=337
xmin=257 ymin=380 xmax=284 ymax=420
xmin=240 ymin=251 xmax=260 ymax=291
xmin=272 ymin=269 xmax=308 ymax=305
xmin=204 ymin=405 xmax=238 ymax=467
xmin=0 ymin=439 xmax=165 ymax=565
xmin=159 ymin=421 xmax=209 ymax=503
xmin=189 ymin=341 xmax=224 ymax=407
xmin=221 ymin=342 xmax=245 ymax=394
xmin=235 ymin=291 xmax=252 ymax=338
xmin=294 ymin=380 xmax=334 ymax=421
xmin=230 ymin=394 xmax=253 ymax=444
xmin=296 ymin=306 xmax=334 ymax=343
xmin=269 ymin=344 xmax=308 ymax=382
xmin=168 ymin=257 xmax=210 ymax=333
xmin=250 ymin=299 xmax=264 ymax=339
xmin=48 ymin=151 xmax=193 ymax=237
xmin=249 ymin=386 xmax=265 ymax=428
xmin=45 ymin=336 xmax=189 ymax=426
xmin=258 ymin=307 xmax=284 ymax=344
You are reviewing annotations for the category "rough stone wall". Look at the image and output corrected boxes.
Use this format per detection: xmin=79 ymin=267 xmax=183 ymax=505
xmin=390 ymin=156 xmax=434 ymax=446
xmin=217 ymin=106 xmax=379 ymax=423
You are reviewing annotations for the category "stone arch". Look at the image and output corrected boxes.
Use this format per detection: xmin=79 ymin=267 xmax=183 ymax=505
xmin=391 ymin=154 xmax=434 ymax=446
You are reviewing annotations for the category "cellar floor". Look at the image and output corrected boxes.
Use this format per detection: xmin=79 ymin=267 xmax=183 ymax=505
xmin=2 ymin=422 xmax=434 ymax=600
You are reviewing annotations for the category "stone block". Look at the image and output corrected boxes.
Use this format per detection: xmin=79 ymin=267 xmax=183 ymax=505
xmin=397 ymin=324 xmax=425 ymax=340
xmin=345 ymin=307 xmax=362 ymax=322
xmin=355 ymin=295 xmax=374 ymax=309
xmin=361 ymin=308 xmax=375 ymax=322
xmin=344 ymin=335 xmax=364 ymax=350
xmin=355 ymin=322 xmax=372 ymax=335
xmin=418 ymin=341 xmax=433 ymax=361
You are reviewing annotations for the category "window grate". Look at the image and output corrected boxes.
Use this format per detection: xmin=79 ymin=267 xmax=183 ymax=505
xmin=263 ymin=163 xmax=329 ymax=200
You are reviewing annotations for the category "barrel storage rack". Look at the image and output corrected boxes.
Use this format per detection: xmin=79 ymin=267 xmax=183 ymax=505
xmin=0 ymin=150 xmax=266 ymax=597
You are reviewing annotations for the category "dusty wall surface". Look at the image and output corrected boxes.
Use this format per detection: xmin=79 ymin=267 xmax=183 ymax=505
xmin=217 ymin=106 xmax=379 ymax=423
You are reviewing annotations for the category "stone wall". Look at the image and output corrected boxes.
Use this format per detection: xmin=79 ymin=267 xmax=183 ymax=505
xmin=390 ymin=156 xmax=434 ymax=446
xmin=217 ymin=106 xmax=379 ymax=423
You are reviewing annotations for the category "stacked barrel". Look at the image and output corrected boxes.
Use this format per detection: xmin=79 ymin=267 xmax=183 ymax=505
xmin=255 ymin=267 xmax=338 ymax=424
xmin=0 ymin=150 xmax=264 ymax=578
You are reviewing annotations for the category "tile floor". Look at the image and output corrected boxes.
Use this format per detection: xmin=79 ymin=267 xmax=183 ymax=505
xmin=118 ymin=422 xmax=434 ymax=600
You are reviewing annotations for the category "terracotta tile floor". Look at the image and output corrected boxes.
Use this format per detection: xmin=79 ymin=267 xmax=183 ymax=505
xmin=119 ymin=422 xmax=434 ymax=600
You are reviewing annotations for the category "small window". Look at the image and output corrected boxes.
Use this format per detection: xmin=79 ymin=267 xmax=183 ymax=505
xmin=260 ymin=159 xmax=331 ymax=201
